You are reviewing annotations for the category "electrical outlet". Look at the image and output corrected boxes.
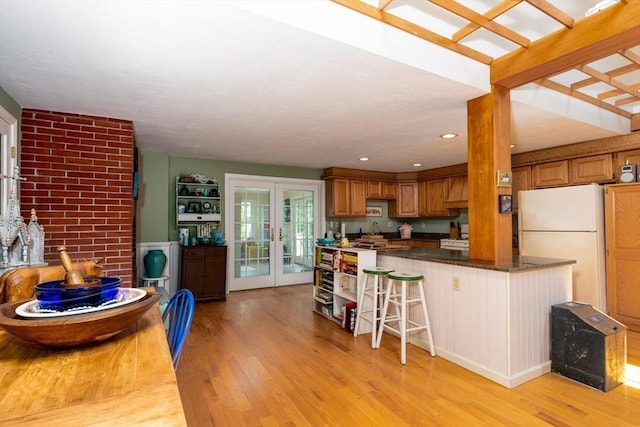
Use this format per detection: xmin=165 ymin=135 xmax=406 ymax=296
xmin=452 ymin=277 xmax=461 ymax=291
xmin=387 ymin=221 xmax=393 ymax=227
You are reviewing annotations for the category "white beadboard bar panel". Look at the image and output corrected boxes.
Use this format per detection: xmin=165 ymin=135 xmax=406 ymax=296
xmin=508 ymin=266 xmax=572 ymax=375
xmin=377 ymin=254 xmax=572 ymax=388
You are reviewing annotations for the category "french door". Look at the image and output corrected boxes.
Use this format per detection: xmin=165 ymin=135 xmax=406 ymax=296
xmin=226 ymin=174 xmax=323 ymax=291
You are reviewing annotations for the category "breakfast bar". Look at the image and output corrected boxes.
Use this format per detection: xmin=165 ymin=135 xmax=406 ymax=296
xmin=376 ymin=247 xmax=575 ymax=388
xmin=0 ymin=303 xmax=187 ymax=426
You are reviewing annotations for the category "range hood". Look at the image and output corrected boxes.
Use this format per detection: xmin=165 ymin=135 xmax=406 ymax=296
xmin=444 ymin=175 xmax=468 ymax=208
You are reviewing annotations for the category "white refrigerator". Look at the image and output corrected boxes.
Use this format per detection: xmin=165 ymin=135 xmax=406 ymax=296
xmin=518 ymin=184 xmax=606 ymax=311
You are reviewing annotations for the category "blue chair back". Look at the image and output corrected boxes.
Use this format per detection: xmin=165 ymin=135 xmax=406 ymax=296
xmin=162 ymin=288 xmax=195 ymax=370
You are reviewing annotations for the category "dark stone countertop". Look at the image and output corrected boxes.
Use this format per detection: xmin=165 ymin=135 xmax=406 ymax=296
xmin=376 ymin=246 xmax=576 ymax=273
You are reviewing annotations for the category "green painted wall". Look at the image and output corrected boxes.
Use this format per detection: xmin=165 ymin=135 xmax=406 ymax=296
xmin=138 ymin=151 xmax=323 ymax=242
xmin=138 ymin=151 xmax=171 ymax=242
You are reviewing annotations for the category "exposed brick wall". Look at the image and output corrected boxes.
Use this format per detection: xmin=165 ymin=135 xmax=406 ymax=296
xmin=19 ymin=109 xmax=135 ymax=287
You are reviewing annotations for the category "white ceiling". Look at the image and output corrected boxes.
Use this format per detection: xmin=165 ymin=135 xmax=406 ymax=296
xmin=0 ymin=0 xmax=631 ymax=173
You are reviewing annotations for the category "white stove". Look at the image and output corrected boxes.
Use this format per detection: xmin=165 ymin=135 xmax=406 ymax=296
xmin=440 ymin=238 xmax=469 ymax=251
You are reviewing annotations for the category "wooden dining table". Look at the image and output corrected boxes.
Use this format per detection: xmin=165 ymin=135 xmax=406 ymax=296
xmin=0 ymin=301 xmax=187 ymax=426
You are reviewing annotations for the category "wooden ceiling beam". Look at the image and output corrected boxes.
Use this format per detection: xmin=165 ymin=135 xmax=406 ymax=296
xmin=572 ymin=63 xmax=639 ymax=90
xmin=452 ymin=0 xmax=522 ymax=43
xmin=580 ymin=64 xmax=640 ymax=99
xmin=599 ymin=82 xmax=640 ymax=100
xmin=429 ymin=0 xmax=529 ymax=47
xmin=537 ymin=78 xmax=632 ymax=118
xmin=615 ymin=94 xmax=640 ymax=106
xmin=524 ymin=0 xmax=574 ymax=28
xmin=331 ymin=0 xmax=493 ymax=64
xmin=620 ymin=48 xmax=640 ymax=65
xmin=378 ymin=0 xmax=393 ymax=11
xmin=491 ymin=0 xmax=640 ymax=88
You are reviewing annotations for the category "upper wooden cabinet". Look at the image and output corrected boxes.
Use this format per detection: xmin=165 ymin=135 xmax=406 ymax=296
xmin=616 ymin=149 xmax=640 ymax=169
xmin=367 ymin=180 xmax=396 ymax=200
xmin=570 ymin=153 xmax=613 ymax=184
xmin=533 ymin=154 xmax=614 ymax=188
xmin=533 ymin=160 xmax=569 ymax=188
xmin=418 ymin=179 xmax=457 ymax=217
xmin=511 ymin=166 xmax=532 ymax=212
xmin=326 ymin=178 xmax=366 ymax=217
xmin=389 ymin=182 xmax=419 ymax=217
xmin=444 ymin=175 xmax=468 ymax=208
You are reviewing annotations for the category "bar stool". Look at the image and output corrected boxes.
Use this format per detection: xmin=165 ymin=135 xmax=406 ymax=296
xmin=353 ymin=266 xmax=394 ymax=348
xmin=376 ymin=272 xmax=435 ymax=364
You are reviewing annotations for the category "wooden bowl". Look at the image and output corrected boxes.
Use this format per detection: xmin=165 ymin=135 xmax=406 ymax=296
xmin=0 ymin=292 xmax=161 ymax=347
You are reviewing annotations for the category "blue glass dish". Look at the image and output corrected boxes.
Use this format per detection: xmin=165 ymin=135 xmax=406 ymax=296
xmin=34 ymin=277 xmax=122 ymax=312
xmin=317 ymin=237 xmax=335 ymax=246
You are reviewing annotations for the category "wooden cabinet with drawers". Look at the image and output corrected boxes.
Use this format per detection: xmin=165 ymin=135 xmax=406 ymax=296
xmin=180 ymin=245 xmax=227 ymax=301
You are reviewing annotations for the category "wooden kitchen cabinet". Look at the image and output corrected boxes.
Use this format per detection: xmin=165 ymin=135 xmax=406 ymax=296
xmin=388 ymin=239 xmax=439 ymax=248
xmin=570 ymin=153 xmax=613 ymax=184
xmin=533 ymin=160 xmax=569 ymax=188
xmin=605 ymin=183 xmax=640 ymax=332
xmin=366 ymin=180 xmax=396 ymax=199
xmin=616 ymin=149 xmax=640 ymax=169
xmin=389 ymin=182 xmax=418 ymax=217
xmin=180 ymin=245 xmax=227 ymax=301
xmin=412 ymin=240 xmax=440 ymax=248
xmin=444 ymin=175 xmax=467 ymax=209
xmin=419 ymin=179 xmax=455 ymax=217
xmin=511 ymin=166 xmax=531 ymax=212
xmin=326 ymin=178 xmax=366 ymax=217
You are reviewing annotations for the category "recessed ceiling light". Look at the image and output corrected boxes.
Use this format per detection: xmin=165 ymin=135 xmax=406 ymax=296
xmin=440 ymin=132 xmax=458 ymax=139
xmin=359 ymin=157 xmax=369 ymax=161
xmin=413 ymin=163 xmax=422 ymax=167
xmin=510 ymin=144 xmax=516 ymax=148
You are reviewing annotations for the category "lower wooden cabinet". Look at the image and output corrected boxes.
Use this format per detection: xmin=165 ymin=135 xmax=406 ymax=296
xmin=180 ymin=245 xmax=227 ymax=301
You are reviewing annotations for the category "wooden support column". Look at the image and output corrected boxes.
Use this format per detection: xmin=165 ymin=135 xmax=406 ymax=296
xmin=467 ymin=86 xmax=512 ymax=264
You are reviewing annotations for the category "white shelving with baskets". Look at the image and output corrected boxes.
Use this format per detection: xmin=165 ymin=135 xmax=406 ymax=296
xmin=312 ymin=245 xmax=376 ymax=332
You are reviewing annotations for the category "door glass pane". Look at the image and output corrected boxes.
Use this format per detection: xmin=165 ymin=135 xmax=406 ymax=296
xmin=282 ymin=190 xmax=314 ymax=275
xmin=233 ymin=186 xmax=271 ymax=278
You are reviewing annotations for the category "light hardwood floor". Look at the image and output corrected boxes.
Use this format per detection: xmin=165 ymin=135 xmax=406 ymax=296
xmin=176 ymin=284 xmax=640 ymax=426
